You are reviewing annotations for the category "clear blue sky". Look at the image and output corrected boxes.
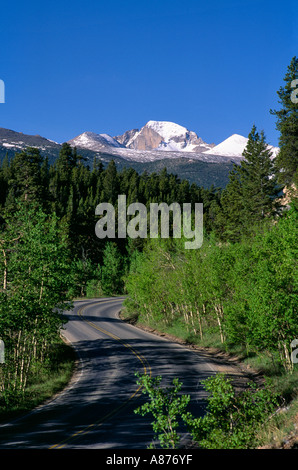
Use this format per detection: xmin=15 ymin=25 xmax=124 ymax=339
xmin=0 ymin=0 xmax=296 ymax=147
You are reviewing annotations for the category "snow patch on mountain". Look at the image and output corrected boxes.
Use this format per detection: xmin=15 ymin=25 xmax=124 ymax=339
xmin=68 ymin=131 xmax=123 ymax=151
xmin=102 ymin=147 xmax=236 ymax=164
xmin=66 ymin=124 xmax=280 ymax=164
xmin=202 ymin=134 xmax=248 ymax=157
xmin=203 ymin=133 xmax=279 ymax=158
xmin=146 ymin=120 xmax=188 ymax=141
xmin=120 ymin=120 xmax=214 ymax=153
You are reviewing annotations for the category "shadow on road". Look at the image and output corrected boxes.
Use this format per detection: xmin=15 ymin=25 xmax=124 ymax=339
xmin=0 ymin=334 xmax=214 ymax=449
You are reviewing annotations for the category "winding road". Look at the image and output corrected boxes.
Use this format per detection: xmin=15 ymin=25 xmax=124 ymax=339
xmin=0 ymin=297 xmax=225 ymax=449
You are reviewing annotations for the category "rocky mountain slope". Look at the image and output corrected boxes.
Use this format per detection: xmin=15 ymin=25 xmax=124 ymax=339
xmin=66 ymin=120 xmax=279 ymax=161
xmin=0 ymin=127 xmax=61 ymax=159
xmin=0 ymin=121 xmax=280 ymax=188
xmin=114 ymin=120 xmax=215 ymax=153
xmin=68 ymin=131 xmax=124 ymax=152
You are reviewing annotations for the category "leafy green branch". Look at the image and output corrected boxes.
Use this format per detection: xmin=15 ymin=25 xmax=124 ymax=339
xmin=134 ymin=373 xmax=190 ymax=449
xmin=135 ymin=372 xmax=280 ymax=449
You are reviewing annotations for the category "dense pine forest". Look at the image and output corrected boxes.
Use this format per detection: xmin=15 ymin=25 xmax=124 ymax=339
xmin=0 ymin=57 xmax=297 ymax=447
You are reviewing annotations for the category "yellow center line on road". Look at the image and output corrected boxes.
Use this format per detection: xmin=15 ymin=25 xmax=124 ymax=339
xmin=49 ymin=298 xmax=152 ymax=449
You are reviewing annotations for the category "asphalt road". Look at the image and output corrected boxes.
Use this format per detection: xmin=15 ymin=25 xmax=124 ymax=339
xmin=0 ymin=297 xmax=220 ymax=449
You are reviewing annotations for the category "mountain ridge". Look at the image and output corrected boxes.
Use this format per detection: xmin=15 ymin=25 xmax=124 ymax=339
xmin=0 ymin=121 xmax=280 ymax=188
xmin=114 ymin=120 xmax=215 ymax=153
xmin=66 ymin=120 xmax=279 ymax=160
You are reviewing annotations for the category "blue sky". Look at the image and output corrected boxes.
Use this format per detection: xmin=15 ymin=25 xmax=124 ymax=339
xmin=0 ymin=0 xmax=296 ymax=147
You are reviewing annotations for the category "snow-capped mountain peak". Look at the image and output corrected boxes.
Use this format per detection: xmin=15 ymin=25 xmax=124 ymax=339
xmin=202 ymin=134 xmax=249 ymax=157
xmin=117 ymin=120 xmax=213 ymax=153
xmin=146 ymin=120 xmax=189 ymax=140
xmin=65 ymin=122 xmax=279 ymax=163
xmin=202 ymin=133 xmax=279 ymax=158
xmin=68 ymin=131 xmax=123 ymax=151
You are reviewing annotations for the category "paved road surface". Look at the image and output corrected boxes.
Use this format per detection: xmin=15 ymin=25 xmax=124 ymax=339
xmin=0 ymin=297 xmax=220 ymax=449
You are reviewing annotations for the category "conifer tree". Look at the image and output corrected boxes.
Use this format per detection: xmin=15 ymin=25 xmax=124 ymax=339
xmin=216 ymin=167 xmax=244 ymax=241
xmin=100 ymin=242 xmax=125 ymax=295
xmin=270 ymin=56 xmax=298 ymax=187
xmin=101 ymin=160 xmax=119 ymax=204
xmin=51 ymin=143 xmax=81 ymax=215
xmin=217 ymin=125 xmax=280 ymax=240
xmin=9 ymin=147 xmax=44 ymax=206
xmin=0 ymin=155 xmax=9 ymax=207
xmin=56 ymin=142 xmax=78 ymax=180
xmin=240 ymin=125 xmax=281 ymax=221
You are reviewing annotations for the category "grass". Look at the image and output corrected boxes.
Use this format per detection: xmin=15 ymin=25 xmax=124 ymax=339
xmin=0 ymin=338 xmax=76 ymax=423
xmin=256 ymin=394 xmax=298 ymax=448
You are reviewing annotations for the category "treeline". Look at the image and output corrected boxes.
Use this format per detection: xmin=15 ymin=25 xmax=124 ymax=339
xmin=0 ymin=143 xmax=221 ymax=294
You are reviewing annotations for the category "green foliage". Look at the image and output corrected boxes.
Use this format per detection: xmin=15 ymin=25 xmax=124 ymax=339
xmin=224 ymin=204 xmax=298 ymax=371
xmin=5 ymin=147 xmax=49 ymax=209
xmin=134 ymin=373 xmax=190 ymax=449
xmin=68 ymin=257 xmax=100 ymax=298
xmin=270 ymin=56 xmax=298 ymax=186
xmin=100 ymin=242 xmax=126 ymax=295
xmin=125 ymin=203 xmax=298 ymax=372
xmin=134 ymin=372 xmax=279 ymax=449
xmin=0 ymin=147 xmax=219 ymax=274
xmin=0 ymin=339 xmax=75 ymax=419
xmin=0 ymin=204 xmax=72 ymax=398
xmin=184 ymin=374 xmax=279 ymax=449
xmin=216 ymin=125 xmax=281 ymax=241
xmin=85 ymin=279 xmax=103 ymax=298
